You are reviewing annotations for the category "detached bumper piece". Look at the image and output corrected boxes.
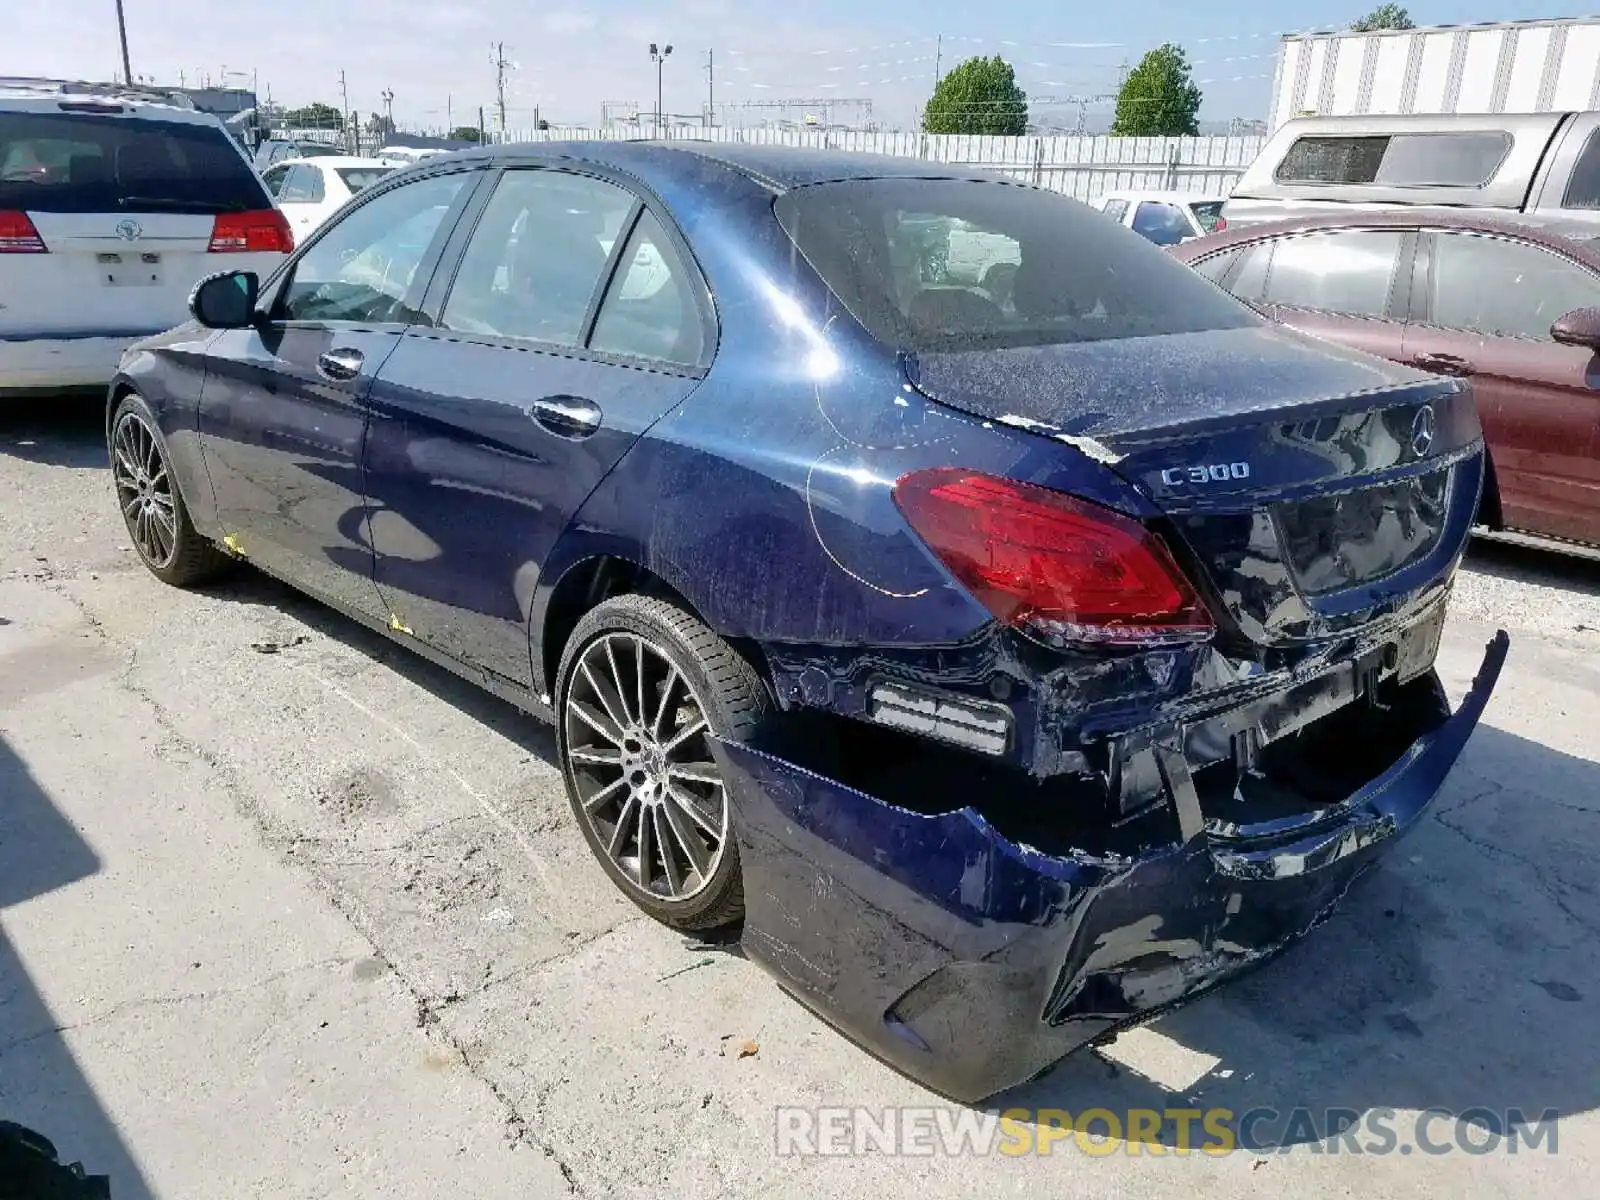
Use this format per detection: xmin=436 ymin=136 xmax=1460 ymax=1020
xmin=714 ymin=632 xmax=1508 ymax=1104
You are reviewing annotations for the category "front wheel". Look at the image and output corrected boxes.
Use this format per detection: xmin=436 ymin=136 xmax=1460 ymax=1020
xmin=555 ymin=594 xmax=772 ymax=931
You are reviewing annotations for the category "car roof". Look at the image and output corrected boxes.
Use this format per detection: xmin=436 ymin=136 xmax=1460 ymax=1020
xmin=1171 ymin=208 xmax=1600 ymax=267
xmin=445 ymin=139 xmax=1011 ymax=192
xmin=277 ymin=155 xmax=395 ymax=170
xmin=1102 ymin=189 xmax=1226 ymax=204
xmin=0 ymin=90 xmax=223 ymax=127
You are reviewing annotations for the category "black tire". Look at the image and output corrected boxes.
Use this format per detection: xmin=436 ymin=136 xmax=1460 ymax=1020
xmin=109 ymin=391 xmax=230 ymax=588
xmin=555 ymin=593 xmax=772 ymax=931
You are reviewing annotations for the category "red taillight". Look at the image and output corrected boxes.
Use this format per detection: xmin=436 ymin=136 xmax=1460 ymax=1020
xmin=893 ymin=467 xmax=1213 ymax=646
xmin=209 ymin=209 xmax=293 ymax=254
xmin=0 ymin=210 xmax=47 ymax=253
xmin=1214 ymin=216 xmax=1228 ymax=232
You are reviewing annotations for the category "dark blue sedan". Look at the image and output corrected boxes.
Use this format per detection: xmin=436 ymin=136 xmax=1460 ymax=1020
xmin=108 ymin=142 xmax=1508 ymax=1102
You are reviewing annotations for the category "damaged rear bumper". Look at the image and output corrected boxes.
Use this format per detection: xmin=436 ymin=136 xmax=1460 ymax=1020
xmin=714 ymin=631 xmax=1509 ymax=1104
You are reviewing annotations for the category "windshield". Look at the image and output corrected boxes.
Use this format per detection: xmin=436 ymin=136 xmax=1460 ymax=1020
xmin=773 ymin=178 xmax=1258 ymax=352
xmin=336 ymin=167 xmax=394 ymax=193
xmin=0 ymin=111 xmax=268 ymax=214
xmin=1189 ymin=200 xmax=1225 ymax=233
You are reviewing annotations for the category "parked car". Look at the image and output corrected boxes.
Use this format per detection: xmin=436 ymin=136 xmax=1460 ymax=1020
xmin=259 ymin=155 xmax=395 ymax=238
xmin=1224 ymin=111 xmax=1600 ymax=232
xmin=1096 ymin=189 xmax=1227 ymax=244
xmin=0 ymin=78 xmax=291 ymax=395
xmin=108 ymin=143 xmax=1505 ymax=1103
xmin=374 ymin=146 xmax=446 ymax=166
xmin=253 ymin=139 xmax=346 ymax=171
xmin=1171 ymin=210 xmax=1600 ymax=550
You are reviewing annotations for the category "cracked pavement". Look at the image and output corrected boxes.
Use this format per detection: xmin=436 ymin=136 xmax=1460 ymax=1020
xmin=3 ymin=396 xmax=1599 ymax=1198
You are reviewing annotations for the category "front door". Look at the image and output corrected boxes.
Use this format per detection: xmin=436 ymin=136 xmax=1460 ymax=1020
xmin=1402 ymin=230 xmax=1600 ymax=543
xmin=196 ymin=169 xmax=477 ymax=615
xmin=360 ymin=166 xmax=713 ymax=687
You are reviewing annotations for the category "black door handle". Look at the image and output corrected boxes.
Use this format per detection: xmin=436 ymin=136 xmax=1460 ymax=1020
xmin=1408 ymin=351 xmax=1473 ymax=376
xmin=317 ymin=347 xmax=365 ymax=381
xmin=531 ymin=395 xmax=603 ymax=439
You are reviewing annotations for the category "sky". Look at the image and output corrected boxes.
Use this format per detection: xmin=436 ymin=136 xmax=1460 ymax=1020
xmin=6 ymin=1 xmax=1583 ymax=132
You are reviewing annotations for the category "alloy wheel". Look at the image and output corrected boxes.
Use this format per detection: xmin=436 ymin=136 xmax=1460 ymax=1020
xmin=111 ymin=412 xmax=178 ymax=570
xmin=563 ymin=632 xmax=729 ymax=902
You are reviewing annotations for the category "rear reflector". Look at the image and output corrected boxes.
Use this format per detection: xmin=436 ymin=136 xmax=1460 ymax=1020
xmin=209 ymin=209 xmax=293 ymax=253
xmin=893 ymin=467 xmax=1213 ymax=646
xmin=0 ymin=210 xmax=46 ymax=253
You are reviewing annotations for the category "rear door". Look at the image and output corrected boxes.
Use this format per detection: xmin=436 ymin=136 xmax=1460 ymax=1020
xmin=360 ymin=165 xmax=714 ymax=687
xmin=197 ymin=168 xmax=479 ymax=615
xmin=0 ymin=100 xmax=278 ymax=341
xmin=275 ymin=162 xmax=326 ymax=239
xmin=1402 ymin=229 xmax=1600 ymax=543
xmin=1220 ymin=228 xmax=1412 ymax=362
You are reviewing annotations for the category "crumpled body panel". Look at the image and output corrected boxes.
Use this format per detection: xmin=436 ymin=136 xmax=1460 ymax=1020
xmin=716 ymin=632 xmax=1507 ymax=1103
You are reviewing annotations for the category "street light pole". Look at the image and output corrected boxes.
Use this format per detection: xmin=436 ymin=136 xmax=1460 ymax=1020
xmin=649 ymin=43 xmax=672 ymax=139
xmin=113 ymin=0 xmax=132 ymax=85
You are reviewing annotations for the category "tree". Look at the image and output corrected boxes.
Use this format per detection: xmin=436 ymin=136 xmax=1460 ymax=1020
xmin=1350 ymin=4 xmax=1415 ymax=31
xmin=1111 ymin=44 xmax=1201 ymax=137
xmin=922 ymin=56 xmax=1027 ymax=136
xmin=449 ymin=126 xmax=483 ymax=143
xmin=281 ymin=101 xmax=343 ymax=129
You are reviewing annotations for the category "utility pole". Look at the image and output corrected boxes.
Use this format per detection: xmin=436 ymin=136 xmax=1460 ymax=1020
xmin=381 ymin=87 xmax=394 ymax=135
xmin=338 ymin=68 xmax=350 ymax=150
xmin=933 ymin=34 xmax=943 ymax=85
xmin=478 ymin=104 xmax=485 ymax=146
xmin=704 ymin=49 xmax=714 ymax=128
xmin=649 ymin=43 xmax=672 ymax=138
xmin=492 ymin=42 xmax=510 ymax=139
xmin=113 ymin=0 xmax=132 ymax=85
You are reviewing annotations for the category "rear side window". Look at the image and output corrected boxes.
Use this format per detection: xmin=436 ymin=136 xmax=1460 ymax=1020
xmin=774 ymin=178 xmax=1257 ymax=352
xmin=1190 ymin=248 xmax=1239 ymax=283
xmin=1100 ymin=198 xmax=1128 ymax=222
xmin=336 ymin=167 xmax=393 ymax=194
xmin=1274 ymin=132 xmax=1511 ymax=187
xmin=1189 ymin=200 xmax=1224 ymax=233
xmin=278 ymin=164 xmax=323 ymax=203
xmin=1259 ymin=230 xmax=1402 ymax=317
xmin=588 ymin=208 xmax=706 ymax=366
xmin=0 ymin=110 xmax=268 ymax=213
xmin=1562 ymin=127 xmax=1600 ymax=210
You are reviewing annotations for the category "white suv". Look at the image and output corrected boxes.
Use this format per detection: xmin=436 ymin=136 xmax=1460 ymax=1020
xmin=0 ymin=79 xmax=292 ymax=395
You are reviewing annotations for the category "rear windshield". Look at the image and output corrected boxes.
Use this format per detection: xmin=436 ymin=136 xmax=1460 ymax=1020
xmin=1189 ymin=200 xmax=1224 ymax=232
xmin=335 ymin=167 xmax=393 ymax=193
xmin=773 ymin=178 xmax=1257 ymax=353
xmin=0 ymin=111 xmax=268 ymax=213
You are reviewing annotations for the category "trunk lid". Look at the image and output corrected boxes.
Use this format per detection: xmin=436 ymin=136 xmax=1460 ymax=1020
xmin=905 ymin=324 xmax=1481 ymax=653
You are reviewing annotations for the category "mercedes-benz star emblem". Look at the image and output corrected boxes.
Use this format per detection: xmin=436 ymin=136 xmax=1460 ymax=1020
xmin=1410 ymin=404 xmax=1437 ymax=458
xmin=115 ymin=219 xmax=142 ymax=241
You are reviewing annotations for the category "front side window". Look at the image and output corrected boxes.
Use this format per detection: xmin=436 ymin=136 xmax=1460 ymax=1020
xmin=1189 ymin=200 xmax=1224 ymax=233
xmin=1562 ymin=127 xmax=1600 ymax=210
xmin=1429 ymin=233 xmax=1600 ymax=340
xmin=588 ymin=208 xmax=705 ymax=365
xmin=775 ymin=178 xmax=1258 ymax=352
xmin=1259 ymin=230 xmax=1402 ymax=318
xmin=440 ymin=169 xmax=635 ymax=347
xmin=277 ymin=172 xmax=468 ymax=324
xmin=1130 ymin=201 xmax=1192 ymax=245
xmin=260 ymin=164 xmax=290 ymax=198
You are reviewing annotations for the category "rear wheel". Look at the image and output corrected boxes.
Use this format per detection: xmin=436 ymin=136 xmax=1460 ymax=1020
xmin=555 ymin=594 xmax=771 ymax=931
xmin=110 ymin=392 xmax=228 ymax=587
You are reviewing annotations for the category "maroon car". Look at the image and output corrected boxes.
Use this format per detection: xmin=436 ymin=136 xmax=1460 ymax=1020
xmin=1170 ymin=211 xmax=1600 ymax=551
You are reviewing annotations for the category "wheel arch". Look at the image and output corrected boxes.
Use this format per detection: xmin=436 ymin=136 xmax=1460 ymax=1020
xmin=1477 ymin=448 xmax=1505 ymax=530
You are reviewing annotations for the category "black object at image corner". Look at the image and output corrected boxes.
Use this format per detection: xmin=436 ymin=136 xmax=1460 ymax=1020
xmin=0 ymin=1122 xmax=110 ymax=1199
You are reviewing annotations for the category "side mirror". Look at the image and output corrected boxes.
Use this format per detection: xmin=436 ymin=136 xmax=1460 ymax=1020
xmin=1550 ymin=306 xmax=1600 ymax=350
xmin=189 ymin=271 xmax=260 ymax=329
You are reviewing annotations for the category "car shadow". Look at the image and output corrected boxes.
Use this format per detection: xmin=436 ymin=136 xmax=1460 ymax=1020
xmin=0 ymin=394 xmax=108 ymax=470
xmin=0 ymin=735 xmax=153 ymax=1197
xmin=1466 ymin=536 xmax=1600 ymax=595
xmin=1000 ymin=720 xmax=1600 ymax=1150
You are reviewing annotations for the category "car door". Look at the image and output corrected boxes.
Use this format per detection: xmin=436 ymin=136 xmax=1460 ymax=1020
xmin=359 ymin=165 xmax=714 ymax=688
xmin=1221 ymin=228 xmax=1411 ymax=362
xmin=276 ymin=163 xmax=326 ymax=239
xmin=260 ymin=162 xmax=291 ymax=201
xmin=196 ymin=168 xmax=479 ymax=616
xmin=1402 ymin=230 xmax=1600 ymax=543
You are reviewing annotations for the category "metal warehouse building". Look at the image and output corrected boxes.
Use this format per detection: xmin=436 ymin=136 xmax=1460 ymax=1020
xmin=1270 ymin=16 xmax=1600 ymax=128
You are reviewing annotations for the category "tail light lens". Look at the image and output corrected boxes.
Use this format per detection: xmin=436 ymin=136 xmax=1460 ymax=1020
xmin=894 ymin=467 xmax=1213 ymax=646
xmin=209 ymin=209 xmax=293 ymax=253
xmin=1214 ymin=216 xmax=1228 ymax=232
xmin=0 ymin=211 xmax=47 ymax=253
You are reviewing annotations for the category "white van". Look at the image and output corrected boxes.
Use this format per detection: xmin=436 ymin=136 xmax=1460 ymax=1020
xmin=0 ymin=78 xmax=291 ymax=394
